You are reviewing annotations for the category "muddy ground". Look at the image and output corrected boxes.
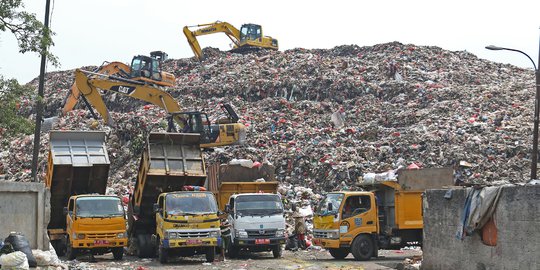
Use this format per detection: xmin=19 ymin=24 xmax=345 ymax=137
xmin=66 ymin=248 xmax=422 ymax=270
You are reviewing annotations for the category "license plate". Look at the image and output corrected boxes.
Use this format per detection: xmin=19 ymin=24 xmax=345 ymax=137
xmin=186 ymin=239 xmax=202 ymax=245
xmin=94 ymin=240 xmax=109 ymax=246
xmin=255 ymin=239 xmax=270 ymax=244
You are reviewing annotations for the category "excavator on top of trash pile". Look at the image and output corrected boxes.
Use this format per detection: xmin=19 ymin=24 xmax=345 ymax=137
xmin=62 ymin=51 xmax=175 ymax=116
xmin=63 ymin=68 xmax=246 ymax=148
xmin=183 ymin=21 xmax=278 ymax=61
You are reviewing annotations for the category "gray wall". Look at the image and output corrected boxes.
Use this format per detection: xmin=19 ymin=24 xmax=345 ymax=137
xmin=0 ymin=182 xmax=50 ymax=250
xmin=423 ymin=185 xmax=540 ymax=270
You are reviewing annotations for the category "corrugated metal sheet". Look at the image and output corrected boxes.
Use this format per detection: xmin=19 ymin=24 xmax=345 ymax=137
xmin=49 ymin=131 xmax=109 ymax=167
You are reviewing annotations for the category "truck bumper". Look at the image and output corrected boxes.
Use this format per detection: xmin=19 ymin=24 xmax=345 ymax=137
xmin=312 ymin=238 xmax=340 ymax=249
xmin=163 ymin=237 xmax=220 ymax=248
xmin=72 ymin=238 xmax=127 ymax=248
xmin=233 ymin=237 xmax=286 ymax=247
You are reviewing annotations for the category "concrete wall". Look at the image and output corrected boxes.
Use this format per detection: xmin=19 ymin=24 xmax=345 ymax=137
xmin=423 ymin=185 xmax=540 ymax=270
xmin=0 ymin=182 xmax=50 ymax=250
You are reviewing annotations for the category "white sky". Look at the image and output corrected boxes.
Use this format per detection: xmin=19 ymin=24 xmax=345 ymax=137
xmin=1 ymin=0 xmax=539 ymax=83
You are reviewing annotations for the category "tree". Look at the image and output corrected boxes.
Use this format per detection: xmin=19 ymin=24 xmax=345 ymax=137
xmin=0 ymin=75 xmax=34 ymax=138
xmin=0 ymin=0 xmax=58 ymax=66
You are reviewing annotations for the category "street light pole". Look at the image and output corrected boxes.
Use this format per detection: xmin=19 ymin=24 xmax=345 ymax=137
xmin=486 ymin=38 xmax=540 ymax=180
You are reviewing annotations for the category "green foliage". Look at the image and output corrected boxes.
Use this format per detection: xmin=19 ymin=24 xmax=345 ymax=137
xmin=0 ymin=75 xmax=35 ymax=137
xmin=0 ymin=0 xmax=58 ymax=67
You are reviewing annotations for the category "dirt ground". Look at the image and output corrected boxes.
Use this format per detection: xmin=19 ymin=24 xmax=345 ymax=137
xmin=66 ymin=248 xmax=422 ymax=270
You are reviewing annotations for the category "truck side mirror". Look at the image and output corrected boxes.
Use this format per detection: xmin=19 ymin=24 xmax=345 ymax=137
xmin=153 ymin=203 xmax=161 ymax=214
xmin=225 ymin=204 xmax=230 ymax=213
xmin=327 ymin=203 xmax=333 ymax=212
xmin=63 ymin=207 xmax=68 ymax=215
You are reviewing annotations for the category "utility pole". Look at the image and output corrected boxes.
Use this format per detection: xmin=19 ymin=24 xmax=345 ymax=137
xmin=31 ymin=0 xmax=52 ymax=182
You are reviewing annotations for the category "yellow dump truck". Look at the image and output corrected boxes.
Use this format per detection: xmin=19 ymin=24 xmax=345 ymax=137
xmin=128 ymin=133 xmax=220 ymax=263
xmin=45 ymin=131 xmax=127 ymax=260
xmin=312 ymin=168 xmax=454 ymax=260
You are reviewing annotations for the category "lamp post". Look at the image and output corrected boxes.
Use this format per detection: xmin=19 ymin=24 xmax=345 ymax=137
xmin=485 ymin=40 xmax=540 ymax=180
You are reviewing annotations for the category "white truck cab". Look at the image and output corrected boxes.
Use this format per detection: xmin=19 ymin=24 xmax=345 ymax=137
xmin=226 ymin=193 xmax=286 ymax=258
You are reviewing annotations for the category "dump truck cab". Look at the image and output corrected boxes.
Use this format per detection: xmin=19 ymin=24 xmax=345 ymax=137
xmin=226 ymin=193 xmax=286 ymax=258
xmin=65 ymin=195 xmax=127 ymax=260
xmin=313 ymin=191 xmax=379 ymax=260
xmin=154 ymin=190 xmax=221 ymax=263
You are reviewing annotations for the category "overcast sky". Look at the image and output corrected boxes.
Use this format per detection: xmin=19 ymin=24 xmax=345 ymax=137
xmin=1 ymin=0 xmax=539 ymax=83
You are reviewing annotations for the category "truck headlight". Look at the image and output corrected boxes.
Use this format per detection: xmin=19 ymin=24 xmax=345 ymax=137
xmin=117 ymin=232 xmax=126 ymax=238
xmin=235 ymin=229 xmax=248 ymax=238
xmin=209 ymin=231 xmax=221 ymax=238
xmin=327 ymin=231 xmax=340 ymax=239
xmin=275 ymin=229 xmax=284 ymax=237
xmin=167 ymin=232 xmax=177 ymax=239
xmin=74 ymin=233 xmax=85 ymax=240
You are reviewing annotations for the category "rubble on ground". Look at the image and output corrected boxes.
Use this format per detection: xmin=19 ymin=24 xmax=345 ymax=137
xmin=0 ymin=42 xmax=536 ymax=198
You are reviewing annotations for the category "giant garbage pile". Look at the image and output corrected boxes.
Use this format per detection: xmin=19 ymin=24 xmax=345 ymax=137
xmin=0 ymin=42 xmax=536 ymax=194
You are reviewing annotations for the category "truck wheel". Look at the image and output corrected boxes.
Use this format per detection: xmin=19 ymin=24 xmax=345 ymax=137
xmin=112 ymin=247 xmax=124 ymax=260
xmin=329 ymin=248 xmax=349 ymax=259
xmin=351 ymin=234 xmax=374 ymax=261
xmin=227 ymin=245 xmax=238 ymax=258
xmin=66 ymin=242 xmax=77 ymax=260
xmin=272 ymin=245 xmax=282 ymax=258
xmin=158 ymin=244 xmax=168 ymax=264
xmin=205 ymin=247 xmax=215 ymax=262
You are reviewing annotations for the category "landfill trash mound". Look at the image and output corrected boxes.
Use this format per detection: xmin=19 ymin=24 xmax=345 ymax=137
xmin=0 ymin=42 xmax=536 ymax=197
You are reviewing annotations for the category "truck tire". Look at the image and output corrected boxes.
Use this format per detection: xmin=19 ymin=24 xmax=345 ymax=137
xmin=329 ymin=248 xmax=349 ymax=259
xmin=66 ymin=242 xmax=77 ymax=261
xmin=136 ymin=234 xmax=155 ymax=258
xmin=112 ymin=247 xmax=124 ymax=260
xmin=351 ymin=234 xmax=374 ymax=261
xmin=205 ymin=247 xmax=215 ymax=262
xmin=272 ymin=245 xmax=282 ymax=258
xmin=158 ymin=244 xmax=168 ymax=264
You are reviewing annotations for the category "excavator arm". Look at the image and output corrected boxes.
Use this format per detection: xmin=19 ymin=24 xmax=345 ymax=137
xmin=62 ymin=62 xmax=131 ymax=116
xmin=73 ymin=69 xmax=181 ymax=125
xmin=183 ymin=21 xmax=241 ymax=61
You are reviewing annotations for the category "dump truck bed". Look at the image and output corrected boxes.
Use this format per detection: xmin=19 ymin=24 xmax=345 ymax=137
xmin=131 ymin=132 xmax=206 ymax=222
xmin=46 ymin=131 xmax=110 ymax=230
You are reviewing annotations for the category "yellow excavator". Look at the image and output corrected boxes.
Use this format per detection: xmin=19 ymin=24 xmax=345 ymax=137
xmin=62 ymin=51 xmax=175 ymax=116
xmin=64 ymin=69 xmax=246 ymax=148
xmin=183 ymin=21 xmax=278 ymax=60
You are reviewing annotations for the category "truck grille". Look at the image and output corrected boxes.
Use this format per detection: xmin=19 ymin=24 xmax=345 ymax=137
xmin=176 ymin=231 xmax=211 ymax=238
xmin=86 ymin=233 xmax=116 ymax=239
xmin=313 ymin=230 xmax=330 ymax=238
xmin=246 ymin=229 xmax=276 ymax=238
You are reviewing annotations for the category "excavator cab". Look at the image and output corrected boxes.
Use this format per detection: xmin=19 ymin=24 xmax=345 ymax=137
xmin=168 ymin=112 xmax=220 ymax=145
xmin=130 ymin=55 xmax=161 ymax=81
xmin=240 ymin=24 xmax=262 ymax=42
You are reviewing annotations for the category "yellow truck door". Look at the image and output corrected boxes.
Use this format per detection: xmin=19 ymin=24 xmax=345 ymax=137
xmin=339 ymin=194 xmax=378 ymax=244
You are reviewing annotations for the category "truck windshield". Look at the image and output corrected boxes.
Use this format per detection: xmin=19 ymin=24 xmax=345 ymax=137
xmin=166 ymin=193 xmax=217 ymax=215
xmin=235 ymin=195 xmax=283 ymax=216
xmin=76 ymin=197 xmax=124 ymax=218
xmin=316 ymin=193 xmax=344 ymax=216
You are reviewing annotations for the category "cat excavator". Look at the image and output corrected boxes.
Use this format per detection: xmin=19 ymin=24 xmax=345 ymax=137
xmin=183 ymin=21 xmax=278 ymax=61
xmin=64 ymin=69 xmax=246 ymax=148
xmin=62 ymin=51 xmax=175 ymax=116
